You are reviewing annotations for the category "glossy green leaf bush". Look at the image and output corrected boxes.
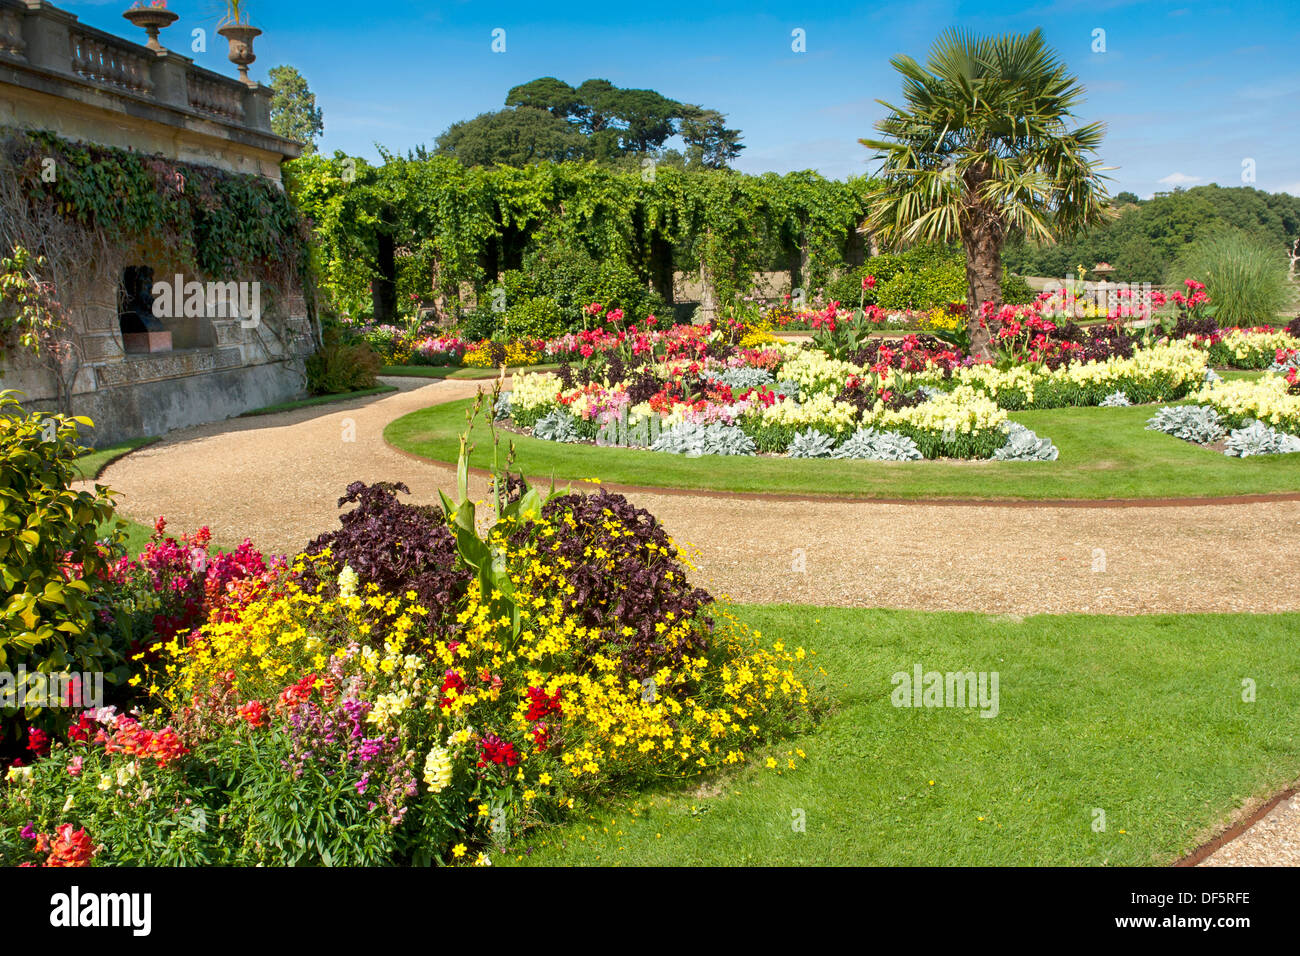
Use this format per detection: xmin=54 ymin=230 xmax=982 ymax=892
xmin=0 ymin=392 xmax=120 ymax=696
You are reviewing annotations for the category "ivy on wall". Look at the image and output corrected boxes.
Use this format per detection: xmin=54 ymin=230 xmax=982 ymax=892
xmin=2 ymin=129 xmax=311 ymax=284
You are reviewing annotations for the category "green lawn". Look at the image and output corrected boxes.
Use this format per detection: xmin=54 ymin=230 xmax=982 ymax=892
xmin=72 ymin=437 xmax=158 ymax=481
xmin=98 ymin=514 xmax=154 ymax=556
xmin=239 ymin=385 xmax=397 ymax=417
xmin=93 ymin=512 xmax=240 ymax=557
xmin=385 ymin=398 xmax=1300 ymax=500
xmin=506 ymin=606 xmax=1300 ymax=866
xmin=381 ymin=364 xmax=561 ymax=380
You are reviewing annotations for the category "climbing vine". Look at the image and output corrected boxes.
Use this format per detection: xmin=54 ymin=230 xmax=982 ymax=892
xmin=286 ymin=152 xmax=877 ymax=320
xmin=2 ymin=129 xmax=311 ymax=283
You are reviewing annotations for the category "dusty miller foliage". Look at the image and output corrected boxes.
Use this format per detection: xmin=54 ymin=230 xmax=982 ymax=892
xmin=786 ymin=429 xmax=837 ymax=458
xmin=703 ymin=366 xmax=775 ymax=390
xmin=993 ymin=423 xmax=1060 ymax=461
xmin=494 ymin=391 xmax=513 ymax=420
xmin=651 ymin=422 xmax=756 ymax=457
xmin=1223 ymin=420 xmax=1300 ymax=457
xmin=531 ymin=409 xmax=580 ymax=443
xmin=1145 ymin=405 xmax=1226 ymax=444
xmin=831 ymin=427 xmax=923 ymax=461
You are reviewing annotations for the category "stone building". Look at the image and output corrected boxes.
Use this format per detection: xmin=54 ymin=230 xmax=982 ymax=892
xmin=0 ymin=0 xmax=312 ymax=445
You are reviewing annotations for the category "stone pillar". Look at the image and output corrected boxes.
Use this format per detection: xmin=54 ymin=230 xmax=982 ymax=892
xmin=241 ymin=82 xmax=272 ymax=134
xmin=698 ymin=259 xmax=717 ymax=323
xmin=149 ymin=49 xmax=190 ymax=109
xmin=19 ymin=0 xmax=77 ymax=74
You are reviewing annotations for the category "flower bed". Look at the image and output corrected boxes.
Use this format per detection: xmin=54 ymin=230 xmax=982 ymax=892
xmin=1192 ymin=373 xmax=1300 ymax=435
xmin=501 ymin=328 xmax=1219 ymax=463
xmin=0 ymin=438 xmax=816 ymax=866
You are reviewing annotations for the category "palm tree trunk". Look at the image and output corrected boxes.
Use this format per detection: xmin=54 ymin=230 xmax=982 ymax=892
xmin=963 ymin=224 xmax=1003 ymax=359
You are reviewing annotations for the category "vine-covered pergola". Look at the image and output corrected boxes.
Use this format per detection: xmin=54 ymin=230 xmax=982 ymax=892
xmin=288 ymin=153 xmax=877 ymax=322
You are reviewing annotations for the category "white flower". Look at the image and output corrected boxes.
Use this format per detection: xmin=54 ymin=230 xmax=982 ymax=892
xmin=423 ymin=744 xmax=454 ymax=793
xmin=337 ymin=565 xmax=359 ymax=600
xmin=5 ymin=765 xmax=32 ymax=786
xmin=367 ymin=691 xmax=411 ymax=729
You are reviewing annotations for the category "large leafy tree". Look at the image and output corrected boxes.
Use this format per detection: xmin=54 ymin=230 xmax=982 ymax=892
xmin=447 ymin=78 xmax=745 ymax=169
xmin=268 ymin=65 xmax=324 ymax=155
xmin=678 ymin=105 xmax=745 ymax=169
xmin=433 ymin=108 xmax=589 ymax=167
xmin=861 ymin=29 xmax=1108 ymax=354
xmin=505 ymin=77 xmax=584 ymax=119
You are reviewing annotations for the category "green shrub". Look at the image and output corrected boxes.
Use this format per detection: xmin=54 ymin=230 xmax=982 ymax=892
xmin=517 ymin=240 xmax=667 ymax=324
xmin=876 ymin=262 xmax=968 ymax=311
xmin=825 ymin=248 xmax=949 ymax=305
xmin=0 ymin=393 xmax=122 ymax=729
xmin=459 ymin=307 xmax=499 ymax=342
xmin=1170 ymin=231 xmax=1296 ymax=325
xmin=505 ymin=295 xmax=567 ymax=340
xmin=1001 ymin=271 xmax=1035 ymax=305
xmin=304 ymin=337 xmax=380 ymax=395
xmin=827 ymin=246 xmax=1034 ymax=311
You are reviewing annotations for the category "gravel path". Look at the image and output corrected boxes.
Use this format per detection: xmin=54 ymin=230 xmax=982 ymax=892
xmin=93 ymin=377 xmax=1300 ymax=863
xmin=97 ymin=376 xmax=1300 ymax=616
xmin=1201 ymin=791 xmax=1300 ymax=867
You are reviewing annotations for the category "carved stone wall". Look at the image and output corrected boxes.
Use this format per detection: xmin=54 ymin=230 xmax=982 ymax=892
xmin=0 ymin=0 xmax=311 ymax=445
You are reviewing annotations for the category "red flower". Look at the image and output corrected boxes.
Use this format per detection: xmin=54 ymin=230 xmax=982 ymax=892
xmin=439 ymin=670 xmax=467 ymax=709
xmin=99 ymin=716 xmax=188 ymax=766
xmin=477 ymin=734 xmax=520 ymax=768
xmin=66 ymin=713 xmax=96 ymax=744
xmin=277 ymin=674 xmax=319 ymax=713
xmin=43 ymin=825 xmax=95 ymax=867
xmin=525 ymin=686 xmax=563 ymax=721
xmin=26 ymin=729 xmax=50 ymax=758
xmin=237 ymin=700 xmax=268 ymax=728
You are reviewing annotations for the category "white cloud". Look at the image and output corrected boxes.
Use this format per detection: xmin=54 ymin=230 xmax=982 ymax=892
xmin=1281 ymin=182 xmax=1300 ymax=197
xmin=1158 ymin=172 xmax=1202 ymax=186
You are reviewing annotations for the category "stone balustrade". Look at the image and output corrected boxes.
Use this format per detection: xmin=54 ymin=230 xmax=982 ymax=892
xmin=187 ymin=67 xmax=244 ymax=123
xmin=0 ymin=0 xmax=279 ymax=140
xmin=68 ymin=20 xmax=153 ymax=96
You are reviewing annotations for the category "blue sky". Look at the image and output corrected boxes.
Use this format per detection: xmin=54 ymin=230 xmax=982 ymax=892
xmin=70 ymin=0 xmax=1299 ymax=197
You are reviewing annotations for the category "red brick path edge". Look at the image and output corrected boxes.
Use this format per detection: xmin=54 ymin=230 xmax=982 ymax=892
xmin=1176 ymin=782 xmax=1300 ymax=867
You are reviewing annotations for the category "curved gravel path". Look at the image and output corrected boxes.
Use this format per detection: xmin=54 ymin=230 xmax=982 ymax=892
xmin=97 ymin=376 xmax=1300 ymax=616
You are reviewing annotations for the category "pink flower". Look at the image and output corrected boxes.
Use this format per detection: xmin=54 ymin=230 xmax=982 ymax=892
xmin=67 ymin=756 xmax=83 ymax=776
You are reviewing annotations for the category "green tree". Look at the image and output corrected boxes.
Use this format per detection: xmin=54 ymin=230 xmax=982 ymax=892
xmin=433 ymin=108 xmax=590 ymax=167
xmin=268 ymin=65 xmax=324 ymax=155
xmin=505 ymin=77 xmax=583 ymax=119
xmin=678 ymin=105 xmax=745 ymax=169
xmin=861 ymin=29 xmax=1109 ymax=355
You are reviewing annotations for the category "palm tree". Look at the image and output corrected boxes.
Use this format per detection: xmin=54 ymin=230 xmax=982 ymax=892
xmin=861 ymin=29 xmax=1109 ymax=355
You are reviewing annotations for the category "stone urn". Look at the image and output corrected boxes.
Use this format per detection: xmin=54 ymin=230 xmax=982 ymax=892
xmin=122 ymin=6 xmax=180 ymax=53
xmin=217 ymin=24 xmax=262 ymax=85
